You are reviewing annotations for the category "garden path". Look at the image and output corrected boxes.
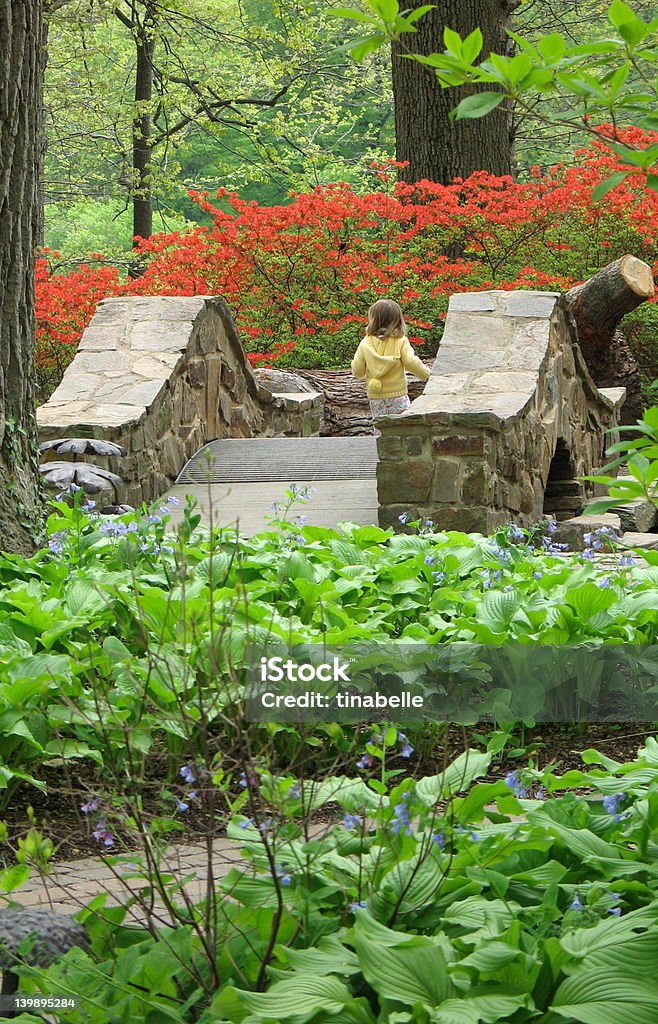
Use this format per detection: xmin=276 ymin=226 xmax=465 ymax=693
xmin=14 ymin=839 xmax=245 ymax=918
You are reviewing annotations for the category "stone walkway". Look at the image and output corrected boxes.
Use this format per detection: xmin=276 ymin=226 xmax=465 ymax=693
xmin=12 ymin=839 xmax=245 ymax=918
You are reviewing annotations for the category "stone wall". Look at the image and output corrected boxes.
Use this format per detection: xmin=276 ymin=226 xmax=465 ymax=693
xmin=377 ymin=291 xmax=625 ymax=532
xmin=37 ymin=296 xmax=322 ymax=507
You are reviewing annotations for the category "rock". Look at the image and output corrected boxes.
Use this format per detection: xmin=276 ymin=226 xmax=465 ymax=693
xmin=610 ymin=483 xmax=658 ymax=533
xmin=553 ymin=513 xmax=622 ymax=552
xmin=255 ymin=368 xmax=317 ymax=394
xmin=618 ymin=532 xmax=658 ymax=550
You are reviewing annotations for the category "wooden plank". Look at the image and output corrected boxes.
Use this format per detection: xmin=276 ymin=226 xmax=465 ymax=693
xmin=177 ymin=436 xmax=378 ymax=484
xmin=164 ymin=480 xmax=379 ymax=537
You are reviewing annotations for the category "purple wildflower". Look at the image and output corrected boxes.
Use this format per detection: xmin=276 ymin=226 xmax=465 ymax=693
xmin=343 ymin=813 xmax=362 ymax=831
xmin=398 ymin=732 xmax=414 ymax=758
xmin=504 ymin=771 xmax=528 ymax=798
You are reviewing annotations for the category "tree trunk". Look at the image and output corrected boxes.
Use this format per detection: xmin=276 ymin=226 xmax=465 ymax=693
xmin=565 ymin=255 xmax=654 ymax=424
xmin=391 ymin=0 xmax=518 ymax=185
xmin=0 ymin=0 xmax=45 ymax=554
xmin=132 ymin=4 xmax=155 ymax=247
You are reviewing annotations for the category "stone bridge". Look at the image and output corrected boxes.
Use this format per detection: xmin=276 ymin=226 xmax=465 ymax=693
xmin=376 ymin=290 xmax=625 ymax=532
xmin=37 ymin=290 xmax=624 ymax=532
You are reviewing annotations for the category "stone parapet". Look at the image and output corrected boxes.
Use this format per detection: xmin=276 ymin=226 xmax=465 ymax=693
xmin=37 ymin=296 xmax=322 ymax=507
xmin=376 ymin=290 xmax=625 ymax=532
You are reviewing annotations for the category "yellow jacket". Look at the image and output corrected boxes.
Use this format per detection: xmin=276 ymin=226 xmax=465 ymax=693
xmin=351 ymin=334 xmax=431 ymax=399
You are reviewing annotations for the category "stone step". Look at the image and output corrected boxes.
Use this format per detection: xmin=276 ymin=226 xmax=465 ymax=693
xmin=554 ymin=513 xmax=621 ymax=551
xmin=619 ymin=532 xmax=658 ymax=551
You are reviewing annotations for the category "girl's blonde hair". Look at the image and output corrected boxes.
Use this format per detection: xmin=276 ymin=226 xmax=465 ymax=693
xmin=366 ymin=299 xmax=407 ymax=340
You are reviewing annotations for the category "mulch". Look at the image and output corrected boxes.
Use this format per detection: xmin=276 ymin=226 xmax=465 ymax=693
xmin=1 ymin=722 xmax=653 ymax=864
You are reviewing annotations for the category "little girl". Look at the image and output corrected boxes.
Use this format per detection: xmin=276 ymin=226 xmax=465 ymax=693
xmin=351 ymin=299 xmax=431 ymax=430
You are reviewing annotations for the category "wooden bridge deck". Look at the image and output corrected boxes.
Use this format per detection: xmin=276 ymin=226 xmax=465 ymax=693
xmin=165 ymin=436 xmax=379 ymax=535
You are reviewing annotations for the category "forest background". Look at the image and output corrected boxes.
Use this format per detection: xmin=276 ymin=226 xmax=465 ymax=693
xmin=38 ymin=0 xmax=658 ymax=396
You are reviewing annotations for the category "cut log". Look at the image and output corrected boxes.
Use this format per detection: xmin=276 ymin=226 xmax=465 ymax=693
xmin=565 ymin=254 xmax=655 ymax=424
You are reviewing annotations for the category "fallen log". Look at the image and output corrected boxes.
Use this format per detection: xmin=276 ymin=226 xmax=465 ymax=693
xmin=255 ymin=366 xmax=432 ymax=435
xmin=565 ymin=254 xmax=655 ymax=423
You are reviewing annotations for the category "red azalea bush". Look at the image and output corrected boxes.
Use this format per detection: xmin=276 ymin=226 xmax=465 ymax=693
xmin=36 ymin=128 xmax=658 ymax=394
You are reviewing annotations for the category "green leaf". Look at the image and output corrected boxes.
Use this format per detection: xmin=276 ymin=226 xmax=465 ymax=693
xmin=454 ymin=92 xmax=505 ymax=120
xmin=592 ymin=172 xmax=629 ymax=200
xmin=401 ymin=4 xmax=435 ymax=25
xmin=431 ymin=993 xmax=530 ymax=1024
xmin=329 ymin=7 xmax=381 ymax=25
xmin=337 ymin=33 xmax=386 ymax=61
xmin=235 ymin=975 xmax=353 ymax=1018
xmin=443 ymin=26 xmax=463 ymax=56
xmin=461 ymin=28 xmax=483 ymax=65
xmin=0 ymin=864 xmax=31 ymax=892
xmin=538 ymin=32 xmax=567 ymax=63
xmin=353 ymin=930 xmax=453 ymax=1006
xmin=416 ymin=749 xmax=491 ymax=804
xmin=552 ymin=968 xmax=658 ymax=1024
xmin=608 ymin=0 xmax=641 ymax=30
xmin=566 ymin=582 xmax=617 ymax=622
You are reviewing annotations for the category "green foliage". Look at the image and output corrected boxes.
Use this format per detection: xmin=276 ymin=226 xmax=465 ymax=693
xmin=0 ymin=491 xmax=656 ymax=806
xmin=584 ymin=405 xmax=658 ymax=513
xmin=337 ymin=0 xmax=658 ymax=180
xmin=18 ymin=741 xmax=658 ymax=1022
xmin=43 ymin=0 xmax=396 ymax=248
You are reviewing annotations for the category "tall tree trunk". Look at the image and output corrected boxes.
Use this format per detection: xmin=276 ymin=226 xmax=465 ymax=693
xmin=391 ymin=0 xmax=518 ymax=184
xmin=0 ymin=0 xmax=44 ymax=554
xmin=132 ymin=2 xmax=155 ymax=246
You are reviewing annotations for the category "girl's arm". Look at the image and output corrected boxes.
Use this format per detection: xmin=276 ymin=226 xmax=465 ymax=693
xmin=351 ymin=342 xmax=367 ymax=379
xmin=400 ymin=337 xmax=431 ymax=381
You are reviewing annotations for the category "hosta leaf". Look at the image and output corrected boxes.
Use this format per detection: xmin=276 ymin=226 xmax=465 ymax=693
xmin=552 ymin=968 xmax=658 ymax=1024
xmin=416 ymin=750 xmax=491 ymax=804
xmin=227 ymin=975 xmax=353 ymax=1021
xmin=431 ymin=992 xmax=530 ymax=1023
xmin=353 ymin=933 xmax=453 ymax=1006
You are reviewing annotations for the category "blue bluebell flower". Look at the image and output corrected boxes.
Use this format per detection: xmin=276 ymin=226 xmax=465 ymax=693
xmin=397 ymin=732 xmax=414 ymax=758
xmin=391 ymin=794 xmax=413 ymax=836
xmin=504 ymin=771 xmax=528 ymax=798
xmin=571 ymin=894 xmax=584 ymax=911
xmin=348 ymin=900 xmax=367 ymax=911
xmin=48 ymin=533 xmax=65 ymax=555
xmin=343 ymin=813 xmax=362 ymax=831
xmin=431 ymin=831 xmax=446 ymax=849
xmin=603 ymin=792 xmax=626 ymax=817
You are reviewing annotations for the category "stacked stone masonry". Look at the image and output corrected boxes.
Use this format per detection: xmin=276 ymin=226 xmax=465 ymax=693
xmin=376 ymin=290 xmax=626 ymax=533
xmin=37 ymin=296 xmax=323 ymax=507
